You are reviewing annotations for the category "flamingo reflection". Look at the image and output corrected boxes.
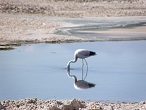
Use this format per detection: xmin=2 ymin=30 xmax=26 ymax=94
xmin=67 ymin=64 xmax=95 ymax=90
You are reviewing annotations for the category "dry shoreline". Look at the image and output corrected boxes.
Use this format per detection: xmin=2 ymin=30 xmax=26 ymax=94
xmin=1 ymin=14 xmax=146 ymax=50
xmin=0 ymin=14 xmax=85 ymax=50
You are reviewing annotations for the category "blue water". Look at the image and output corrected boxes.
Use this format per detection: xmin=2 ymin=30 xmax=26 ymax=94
xmin=0 ymin=41 xmax=146 ymax=102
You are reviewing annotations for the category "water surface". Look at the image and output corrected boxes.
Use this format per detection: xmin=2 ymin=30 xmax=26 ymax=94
xmin=55 ymin=17 xmax=146 ymax=41
xmin=0 ymin=41 xmax=146 ymax=101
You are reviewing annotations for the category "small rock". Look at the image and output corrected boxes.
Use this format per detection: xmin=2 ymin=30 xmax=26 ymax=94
xmin=27 ymin=98 xmax=37 ymax=104
xmin=0 ymin=102 xmax=6 ymax=110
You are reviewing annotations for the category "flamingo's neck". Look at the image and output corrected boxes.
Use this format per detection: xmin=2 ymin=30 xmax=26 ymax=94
xmin=66 ymin=55 xmax=78 ymax=69
xmin=66 ymin=55 xmax=78 ymax=83
xmin=71 ymin=75 xmax=77 ymax=83
xmin=66 ymin=64 xmax=77 ymax=83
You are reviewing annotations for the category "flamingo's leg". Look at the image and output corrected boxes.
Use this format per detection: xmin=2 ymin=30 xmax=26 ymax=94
xmin=82 ymin=59 xmax=84 ymax=80
xmin=84 ymin=59 xmax=88 ymax=80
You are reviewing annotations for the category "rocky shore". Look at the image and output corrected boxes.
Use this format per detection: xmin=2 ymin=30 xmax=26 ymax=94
xmin=0 ymin=98 xmax=146 ymax=110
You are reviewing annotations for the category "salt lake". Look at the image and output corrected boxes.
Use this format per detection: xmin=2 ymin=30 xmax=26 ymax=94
xmin=0 ymin=41 xmax=146 ymax=102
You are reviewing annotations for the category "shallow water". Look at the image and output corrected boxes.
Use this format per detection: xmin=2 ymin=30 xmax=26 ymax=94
xmin=0 ymin=41 xmax=146 ymax=102
xmin=55 ymin=17 xmax=146 ymax=40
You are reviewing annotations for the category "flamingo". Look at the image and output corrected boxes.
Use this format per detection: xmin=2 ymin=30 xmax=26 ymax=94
xmin=67 ymin=65 xmax=95 ymax=90
xmin=67 ymin=49 xmax=96 ymax=79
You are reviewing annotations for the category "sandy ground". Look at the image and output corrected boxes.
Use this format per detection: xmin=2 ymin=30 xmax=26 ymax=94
xmin=0 ymin=0 xmax=146 ymax=17
xmin=0 ymin=0 xmax=146 ymax=109
xmin=0 ymin=14 xmax=84 ymax=50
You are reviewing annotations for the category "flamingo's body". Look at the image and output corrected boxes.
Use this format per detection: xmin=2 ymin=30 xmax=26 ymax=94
xmin=67 ymin=49 xmax=96 ymax=68
xmin=75 ymin=49 xmax=96 ymax=59
xmin=74 ymin=80 xmax=95 ymax=90
xmin=67 ymin=49 xmax=96 ymax=80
